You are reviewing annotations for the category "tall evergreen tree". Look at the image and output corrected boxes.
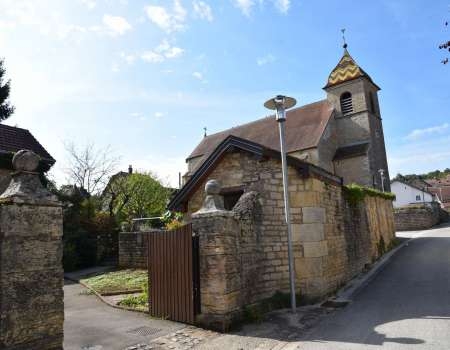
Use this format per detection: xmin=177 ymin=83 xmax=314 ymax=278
xmin=0 ymin=58 xmax=14 ymax=121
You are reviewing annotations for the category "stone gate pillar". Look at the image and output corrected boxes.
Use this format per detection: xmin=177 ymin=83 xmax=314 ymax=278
xmin=192 ymin=180 xmax=241 ymax=331
xmin=0 ymin=150 xmax=64 ymax=350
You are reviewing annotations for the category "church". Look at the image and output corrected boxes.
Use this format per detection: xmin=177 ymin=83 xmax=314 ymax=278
xmin=169 ymin=45 xmax=390 ymax=212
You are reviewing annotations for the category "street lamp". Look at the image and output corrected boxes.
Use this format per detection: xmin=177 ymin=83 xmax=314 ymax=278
xmin=378 ymin=169 xmax=386 ymax=192
xmin=264 ymin=95 xmax=297 ymax=312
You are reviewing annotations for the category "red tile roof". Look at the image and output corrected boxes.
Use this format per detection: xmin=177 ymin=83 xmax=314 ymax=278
xmin=0 ymin=124 xmax=54 ymax=162
xmin=188 ymin=99 xmax=334 ymax=163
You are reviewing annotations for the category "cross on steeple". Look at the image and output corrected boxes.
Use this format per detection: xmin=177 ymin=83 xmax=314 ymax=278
xmin=341 ymin=28 xmax=348 ymax=49
xmin=203 ymin=127 xmax=207 ymax=138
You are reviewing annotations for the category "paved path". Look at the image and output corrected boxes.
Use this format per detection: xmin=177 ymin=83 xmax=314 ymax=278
xmin=65 ymin=224 xmax=450 ymax=349
xmin=295 ymin=224 xmax=450 ymax=350
xmin=64 ymin=281 xmax=185 ymax=350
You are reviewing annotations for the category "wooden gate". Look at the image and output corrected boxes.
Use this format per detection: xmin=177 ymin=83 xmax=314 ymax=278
xmin=147 ymin=224 xmax=200 ymax=324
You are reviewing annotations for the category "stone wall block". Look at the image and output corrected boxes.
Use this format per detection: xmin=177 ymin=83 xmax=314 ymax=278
xmin=293 ymin=223 xmax=325 ymax=242
xmin=303 ymin=241 xmax=328 ymax=258
xmin=302 ymin=207 xmax=326 ymax=224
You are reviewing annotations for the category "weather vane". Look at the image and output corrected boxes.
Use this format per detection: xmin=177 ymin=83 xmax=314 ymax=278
xmin=203 ymin=127 xmax=207 ymax=138
xmin=341 ymin=28 xmax=348 ymax=49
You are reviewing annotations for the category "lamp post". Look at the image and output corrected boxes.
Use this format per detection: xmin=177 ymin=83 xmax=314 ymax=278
xmin=264 ymin=95 xmax=297 ymax=312
xmin=378 ymin=169 xmax=385 ymax=192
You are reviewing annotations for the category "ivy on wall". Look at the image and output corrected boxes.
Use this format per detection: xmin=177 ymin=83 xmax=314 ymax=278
xmin=343 ymin=183 xmax=396 ymax=205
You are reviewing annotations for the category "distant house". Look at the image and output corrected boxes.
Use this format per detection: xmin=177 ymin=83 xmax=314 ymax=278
xmin=426 ymin=176 xmax=450 ymax=211
xmin=391 ymin=180 xmax=436 ymax=208
xmin=0 ymin=124 xmax=55 ymax=193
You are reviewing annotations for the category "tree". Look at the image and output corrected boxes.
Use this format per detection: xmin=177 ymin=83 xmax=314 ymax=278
xmin=64 ymin=141 xmax=120 ymax=195
xmin=107 ymin=172 xmax=171 ymax=223
xmin=0 ymin=58 xmax=14 ymax=121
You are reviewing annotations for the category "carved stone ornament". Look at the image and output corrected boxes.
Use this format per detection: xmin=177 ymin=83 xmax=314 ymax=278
xmin=0 ymin=150 xmax=60 ymax=205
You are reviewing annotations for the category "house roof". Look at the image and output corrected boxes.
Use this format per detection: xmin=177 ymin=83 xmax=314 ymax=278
xmin=0 ymin=124 xmax=55 ymax=171
xmin=427 ymin=187 xmax=450 ymax=203
xmin=169 ymin=135 xmax=342 ymax=211
xmin=333 ymin=142 xmax=369 ymax=161
xmin=391 ymin=180 xmax=434 ymax=196
xmin=0 ymin=124 xmax=54 ymax=161
xmin=187 ymin=100 xmax=334 ymax=164
xmin=324 ymin=48 xmax=379 ymax=90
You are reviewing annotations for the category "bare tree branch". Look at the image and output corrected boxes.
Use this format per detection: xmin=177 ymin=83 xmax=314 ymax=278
xmin=63 ymin=141 xmax=121 ymax=195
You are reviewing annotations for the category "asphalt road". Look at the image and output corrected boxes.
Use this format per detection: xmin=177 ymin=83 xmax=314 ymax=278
xmin=63 ymin=281 xmax=185 ymax=350
xmin=297 ymin=224 xmax=450 ymax=350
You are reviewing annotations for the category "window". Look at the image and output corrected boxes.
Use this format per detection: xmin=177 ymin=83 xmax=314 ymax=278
xmin=415 ymin=195 xmax=421 ymax=201
xmin=340 ymin=92 xmax=353 ymax=115
xmin=221 ymin=187 xmax=244 ymax=210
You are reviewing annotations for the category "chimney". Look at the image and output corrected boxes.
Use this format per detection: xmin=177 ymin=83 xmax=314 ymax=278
xmin=128 ymin=165 xmax=133 ymax=174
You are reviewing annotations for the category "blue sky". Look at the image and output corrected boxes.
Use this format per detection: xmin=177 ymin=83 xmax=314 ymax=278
xmin=0 ymin=0 xmax=449 ymax=186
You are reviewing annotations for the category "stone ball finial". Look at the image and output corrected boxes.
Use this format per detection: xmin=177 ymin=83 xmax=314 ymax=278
xmin=205 ymin=179 xmax=221 ymax=195
xmin=12 ymin=150 xmax=40 ymax=172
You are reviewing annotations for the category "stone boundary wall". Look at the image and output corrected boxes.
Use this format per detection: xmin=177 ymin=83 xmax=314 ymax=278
xmin=394 ymin=203 xmax=440 ymax=231
xmin=118 ymin=232 xmax=148 ymax=268
xmin=187 ymin=150 xmax=396 ymax=330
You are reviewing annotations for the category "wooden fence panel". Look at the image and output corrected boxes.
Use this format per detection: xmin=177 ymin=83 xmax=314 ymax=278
xmin=147 ymin=224 xmax=198 ymax=324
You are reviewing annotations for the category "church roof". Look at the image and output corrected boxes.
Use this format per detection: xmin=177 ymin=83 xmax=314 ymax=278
xmin=325 ymin=48 xmax=379 ymax=89
xmin=187 ymin=100 xmax=334 ymax=166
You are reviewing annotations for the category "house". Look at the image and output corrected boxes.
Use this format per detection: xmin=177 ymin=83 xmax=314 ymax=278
xmin=426 ymin=176 xmax=450 ymax=212
xmin=390 ymin=180 xmax=436 ymax=208
xmin=171 ymin=45 xmax=390 ymax=213
xmin=0 ymin=124 xmax=55 ymax=194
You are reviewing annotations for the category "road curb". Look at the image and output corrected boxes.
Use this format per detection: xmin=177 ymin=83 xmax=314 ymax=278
xmin=64 ymin=275 xmax=149 ymax=314
xmin=331 ymin=238 xmax=411 ymax=304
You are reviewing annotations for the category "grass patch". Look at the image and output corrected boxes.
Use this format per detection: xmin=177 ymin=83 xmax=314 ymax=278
xmin=118 ymin=293 xmax=148 ymax=311
xmin=80 ymin=269 xmax=148 ymax=295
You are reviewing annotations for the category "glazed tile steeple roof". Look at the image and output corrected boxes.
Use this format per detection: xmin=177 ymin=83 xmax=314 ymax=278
xmin=325 ymin=48 xmax=378 ymax=89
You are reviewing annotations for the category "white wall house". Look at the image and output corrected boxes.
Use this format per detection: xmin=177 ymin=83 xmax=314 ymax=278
xmin=391 ymin=180 xmax=435 ymax=208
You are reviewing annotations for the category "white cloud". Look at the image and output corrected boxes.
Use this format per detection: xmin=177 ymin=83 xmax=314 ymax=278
xmin=140 ymin=40 xmax=184 ymax=63
xmin=144 ymin=0 xmax=186 ymax=33
xmin=111 ymin=63 xmax=120 ymax=72
xmin=154 ymin=112 xmax=164 ymax=118
xmin=141 ymin=51 xmax=164 ymax=63
xmin=273 ymin=0 xmax=290 ymax=14
xmin=193 ymin=1 xmax=213 ymax=21
xmin=164 ymin=46 xmax=184 ymax=58
xmin=102 ymin=14 xmax=132 ymax=36
xmin=404 ymin=123 xmax=450 ymax=141
xmin=81 ymin=0 xmax=96 ymax=10
xmin=233 ymin=0 xmax=255 ymax=16
xmin=120 ymin=52 xmax=136 ymax=64
xmin=192 ymin=71 xmax=203 ymax=80
xmin=257 ymin=53 xmax=276 ymax=66
xmin=233 ymin=0 xmax=291 ymax=16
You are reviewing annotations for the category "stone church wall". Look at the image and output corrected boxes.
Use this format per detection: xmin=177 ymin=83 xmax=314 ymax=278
xmin=187 ymin=150 xmax=395 ymax=330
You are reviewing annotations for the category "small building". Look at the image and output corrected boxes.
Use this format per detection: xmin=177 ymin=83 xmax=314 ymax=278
xmin=391 ymin=180 xmax=436 ymax=208
xmin=0 ymin=124 xmax=55 ymax=194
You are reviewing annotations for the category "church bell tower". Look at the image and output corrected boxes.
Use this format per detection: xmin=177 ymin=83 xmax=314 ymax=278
xmin=324 ymin=40 xmax=390 ymax=191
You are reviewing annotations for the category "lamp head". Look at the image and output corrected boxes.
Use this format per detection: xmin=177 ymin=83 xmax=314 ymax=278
xmin=264 ymin=95 xmax=297 ymax=122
